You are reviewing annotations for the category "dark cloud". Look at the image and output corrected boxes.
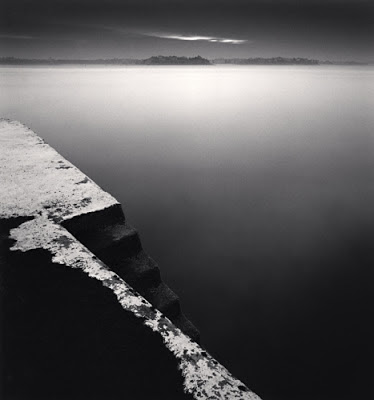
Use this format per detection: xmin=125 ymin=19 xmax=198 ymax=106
xmin=1 ymin=0 xmax=373 ymax=60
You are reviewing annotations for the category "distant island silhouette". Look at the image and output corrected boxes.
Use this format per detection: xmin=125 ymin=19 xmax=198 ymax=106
xmin=0 ymin=56 xmax=212 ymax=65
xmin=214 ymin=57 xmax=368 ymax=65
xmin=214 ymin=57 xmax=320 ymax=65
xmin=143 ymin=55 xmax=211 ymax=65
xmin=0 ymin=56 xmax=368 ymax=66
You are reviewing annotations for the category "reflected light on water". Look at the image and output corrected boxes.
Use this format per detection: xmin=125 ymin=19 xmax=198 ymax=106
xmin=1 ymin=65 xmax=373 ymax=399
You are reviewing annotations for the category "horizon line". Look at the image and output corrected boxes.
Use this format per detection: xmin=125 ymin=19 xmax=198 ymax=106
xmin=0 ymin=55 xmax=370 ymax=64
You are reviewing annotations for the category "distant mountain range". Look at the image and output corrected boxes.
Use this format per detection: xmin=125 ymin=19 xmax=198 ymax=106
xmin=214 ymin=57 xmax=319 ymax=65
xmin=0 ymin=56 xmax=369 ymax=66
xmin=214 ymin=57 xmax=368 ymax=65
xmin=0 ymin=56 xmax=212 ymax=65
xmin=143 ymin=56 xmax=211 ymax=65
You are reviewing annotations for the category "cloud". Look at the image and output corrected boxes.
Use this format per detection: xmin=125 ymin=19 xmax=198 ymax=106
xmin=0 ymin=33 xmax=76 ymax=42
xmin=92 ymin=26 xmax=250 ymax=44
xmin=147 ymin=33 xmax=248 ymax=44
xmin=0 ymin=34 xmax=34 ymax=40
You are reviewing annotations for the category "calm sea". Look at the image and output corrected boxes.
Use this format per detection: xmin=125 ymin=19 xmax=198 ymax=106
xmin=1 ymin=65 xmax=373 ymax=399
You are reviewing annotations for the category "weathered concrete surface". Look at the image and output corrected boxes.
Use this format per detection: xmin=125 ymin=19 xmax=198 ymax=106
xmin=0 ymin=119 xmax=262 ymax=400
xmin=0 ymin=118 xmax=198 ymax=340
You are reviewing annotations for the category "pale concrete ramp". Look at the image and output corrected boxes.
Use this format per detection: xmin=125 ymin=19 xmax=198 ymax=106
xmin=0 ymin=119 xmax=262 ymax=400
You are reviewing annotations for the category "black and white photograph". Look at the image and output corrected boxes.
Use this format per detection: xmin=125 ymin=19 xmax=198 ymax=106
xmin=0 ymin=1 xmax=373 ymax=399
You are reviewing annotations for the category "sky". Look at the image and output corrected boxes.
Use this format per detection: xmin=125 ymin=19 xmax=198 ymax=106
xmin=1 ymin=0 xmax=373 ymax=61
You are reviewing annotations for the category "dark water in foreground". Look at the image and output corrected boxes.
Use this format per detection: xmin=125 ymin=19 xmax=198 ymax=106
xmin=1 ymin=66 xmax=373 ymax=399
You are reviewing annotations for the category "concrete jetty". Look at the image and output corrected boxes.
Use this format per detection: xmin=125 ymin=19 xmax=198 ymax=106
xmin=0 ymin=119 xmax=261 ymax=400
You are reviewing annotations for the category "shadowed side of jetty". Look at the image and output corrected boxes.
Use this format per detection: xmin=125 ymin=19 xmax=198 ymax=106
xmin=0 ymin=218 xmax=195 ymax=400
xmin=62 ymin=205 xmax=200 ymax=342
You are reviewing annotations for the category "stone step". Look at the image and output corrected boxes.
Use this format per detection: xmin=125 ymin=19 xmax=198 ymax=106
xmin=110 ymin=251 xmax=162 ymax=291
xmin=141 ymin=281 xmax=181 ymax=320
xmin=139 ymin=282 xmax=200 ymax=342
xmin=65 ymin=220 xmax=200 ymax=342
xmin=63 ymin=203 xmax=126 ymax=233
xmin=172 ymin=312 xmax=201 ymax=343
xmin=71 ymin=221 xmax=143 ymax=263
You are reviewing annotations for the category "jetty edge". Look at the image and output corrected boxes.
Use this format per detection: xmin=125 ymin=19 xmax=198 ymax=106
xmin=0 ymin=119 xmax=262 ymax=400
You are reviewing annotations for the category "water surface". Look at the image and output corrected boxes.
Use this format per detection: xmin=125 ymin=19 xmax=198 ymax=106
xmin=1 ymin=65 xmax=373 ymax=399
